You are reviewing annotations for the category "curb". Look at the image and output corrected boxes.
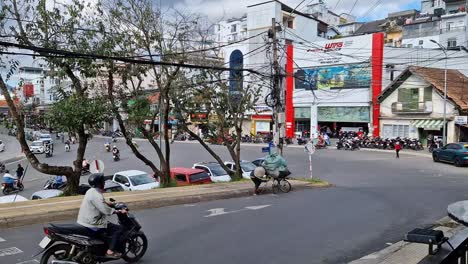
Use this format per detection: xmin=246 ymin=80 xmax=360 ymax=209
xmin=0 ymin=181 xmax=329 ymax=229
xmin=1 ymin=154 xmax=26 ymax=164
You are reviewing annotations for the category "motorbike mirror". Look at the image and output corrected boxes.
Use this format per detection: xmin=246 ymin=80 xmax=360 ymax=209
xmin=124 ymin=182 xmax=130 ymax=187
xmin=109 ymin=198 xmax=116 ymax=202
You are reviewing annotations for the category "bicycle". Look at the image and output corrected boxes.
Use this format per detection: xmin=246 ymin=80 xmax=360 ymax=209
xmin=256 ymin=175 xmax=292 ymax=194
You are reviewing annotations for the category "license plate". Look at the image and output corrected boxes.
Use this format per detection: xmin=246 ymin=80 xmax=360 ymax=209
xmin=39 ymin=236 xmax=52 ymax=249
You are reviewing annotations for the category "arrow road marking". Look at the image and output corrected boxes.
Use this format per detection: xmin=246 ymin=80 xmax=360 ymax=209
xmin=0 ymin=247 xmax=23 ymax=257
xmin=0 ymin=237 xmax=5 ymax=242
xmin=204 ymin=205 xmax=271 ymax=217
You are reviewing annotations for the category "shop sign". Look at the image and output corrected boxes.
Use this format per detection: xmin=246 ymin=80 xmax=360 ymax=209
xmin=318 ymin=106 xmax=370 ymax=122
xmin=294 ymin=107 xmax=311 ymax=119
xmin=455 ymin=116 xmax=467 ymax=125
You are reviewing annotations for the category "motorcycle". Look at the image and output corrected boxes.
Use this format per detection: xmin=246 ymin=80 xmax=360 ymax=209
xmin=113 ymin=153 xmax=120 ymax=162
xmin=43 ymin=177 xmax=67 ymax=190
xmin=0 ymin=163 xmax=5 ymax=173
xmin=105 ymin=143 xmax=111 ymax=152
xmin=37 ymin=199 xmax=148 ymax=264
xmin=112 ymin=137 xmax=117 ymax=143
xmin=65 ymin=144 xmax=70 ymax=152
xmin=2 ymin=180 xmax=24 ymax=195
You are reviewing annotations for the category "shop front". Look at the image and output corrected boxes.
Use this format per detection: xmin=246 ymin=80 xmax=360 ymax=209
xmin=317 ymin=106 xmax=370 ymax=136
xmin=251 ymin=115 xmax=272 ymax=136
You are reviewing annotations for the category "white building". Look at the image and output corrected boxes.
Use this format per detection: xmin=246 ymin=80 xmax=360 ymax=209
xmin=214 ymin=15 xmax=248 ymax=43
xmin=304 ymin=0 xmax=341 ymax=26
xmin=421 ymin=0 xmax=446 ymax=15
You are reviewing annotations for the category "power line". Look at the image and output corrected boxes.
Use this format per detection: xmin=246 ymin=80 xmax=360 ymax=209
xmin=349 ymin=0 xmax=359 ymax=15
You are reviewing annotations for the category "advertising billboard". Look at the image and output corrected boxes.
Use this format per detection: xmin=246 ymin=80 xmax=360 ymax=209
xmin=294 ymin=63 xmax=371 ymax=90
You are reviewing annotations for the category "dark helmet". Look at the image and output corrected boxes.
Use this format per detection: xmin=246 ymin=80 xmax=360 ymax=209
xmin=88 ymin=173 xmax=105 ymax=189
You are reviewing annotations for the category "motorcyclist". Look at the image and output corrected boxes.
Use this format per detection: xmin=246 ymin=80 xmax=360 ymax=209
xmin=112 ymin=146 xmax=119 ymax=157
xmin=16 ymin=164 xmax=24 ymax=179
xmin=82 ymin=159 xmax=90 ymax=172
xmin=53 ymin=175 xmax=64 ymax=189
xmin=3 ymin=170 xmax=18 ymax=188
xmin=77 ymin=173 xmax=125 ymax=259
xmin=105 ymin=140 xmax=111 ymax=151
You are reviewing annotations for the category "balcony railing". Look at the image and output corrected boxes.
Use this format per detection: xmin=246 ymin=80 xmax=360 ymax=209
xmin=440 ymin=26 xmax=466 ymax=33
xmin=391 ymin=101 xmax=433 ymax=114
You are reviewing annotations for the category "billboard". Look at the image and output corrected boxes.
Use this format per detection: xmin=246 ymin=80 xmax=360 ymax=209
xmin=294 ymin=63 xmax=371 ymax=90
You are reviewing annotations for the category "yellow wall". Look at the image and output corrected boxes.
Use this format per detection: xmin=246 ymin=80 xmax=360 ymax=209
xmin=386 ymin=31 xmax=402 ymax=47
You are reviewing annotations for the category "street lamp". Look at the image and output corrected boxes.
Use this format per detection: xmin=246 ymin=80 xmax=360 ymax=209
xmin=430 ymin=39 xmax=448 ymax=145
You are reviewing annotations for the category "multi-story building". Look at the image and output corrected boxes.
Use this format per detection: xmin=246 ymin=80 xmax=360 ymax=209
xmin=337 ymin=22 xmax=364 ymax=37
xmin=214 ymin=15 xmax=248 ymax=43
xmin=304 ymin=0 xmax=341 ymax=26
xmin=421 ymin=0 xmax=446 ymax=15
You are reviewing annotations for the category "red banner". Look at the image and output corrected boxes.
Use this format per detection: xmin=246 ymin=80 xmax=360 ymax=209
xmin=23 ymin=84 xmax=34 ymax=97
xmin=371 ymin=33 xmax=384 ymax=137
xmin=285 ymin=44 xmax=295 ymax=138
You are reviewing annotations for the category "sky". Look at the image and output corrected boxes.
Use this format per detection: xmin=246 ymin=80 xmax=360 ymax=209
xmin=166 ymin=0 xmax=421 ymax=22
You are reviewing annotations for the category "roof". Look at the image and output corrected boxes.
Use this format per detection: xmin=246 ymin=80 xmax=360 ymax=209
xmin=354 ymin=19 xmax=386 ymax=35
xmin=171 ymin=167 xmax=205 ymax=174
xmin=388 ymin=9 xmax=418 ymax=18
xmin=378 ymin=66 xmax=468 ymax=110
xmin=115 ymin=170 xmax=148 ymax=177
xmin=147 ymin=93 xmax=160 ymax=104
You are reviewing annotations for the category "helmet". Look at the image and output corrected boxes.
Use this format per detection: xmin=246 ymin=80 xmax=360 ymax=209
xmin=88 ymin=173 xmax=105 ymax=189
xmin=113 ymin=146 xmax=117 ymax=149
xmin=5 ymin=170 xmax=9 ymax=173
xmin=253 ymin=167 xmax=266 ymax=178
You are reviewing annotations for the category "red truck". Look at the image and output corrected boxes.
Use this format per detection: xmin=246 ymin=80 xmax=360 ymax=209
xmin=170 ymin=167 xmax=212 ymax=186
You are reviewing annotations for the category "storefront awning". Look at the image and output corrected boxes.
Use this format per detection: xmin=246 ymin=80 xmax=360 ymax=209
xmin=411 ymin=119 xmax=444 ymax=130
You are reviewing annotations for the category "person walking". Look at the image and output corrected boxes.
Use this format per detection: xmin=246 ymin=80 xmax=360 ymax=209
xmin=16 ymin=164 xmax=24 ymax=179
xmin=395 ymin=141 xmax=402 ymax=159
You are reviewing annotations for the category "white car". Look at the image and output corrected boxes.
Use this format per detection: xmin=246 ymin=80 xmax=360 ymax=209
xmin=224 ymin=161 xmax=257 ymax=179
xmin=112 ymin=170 xmax=160 ymax=191
xmin=30 ymin=140 xmax=45 ymax=153
xmin=192 ymin=162 xmax=232 ymax=182
xmin=38 ymin=133 xmax=54 ymax=144
xmin=0 ymin=140 xmax=4 ymax=152
xmin=31 ymin=189 xmax=64 ymax=200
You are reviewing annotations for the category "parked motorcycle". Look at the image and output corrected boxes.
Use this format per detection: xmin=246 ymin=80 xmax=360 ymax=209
xmin=37 ymin=199 xmax=148 ymax=264
xmin=43 ymin=177 xmax=67 ymax=190
xmin=2 ymin=181 xmax=24 ymax=195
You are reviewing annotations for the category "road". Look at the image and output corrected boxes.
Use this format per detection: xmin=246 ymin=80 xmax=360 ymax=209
xmin=0 ymin=138 xmax=467 ymax=263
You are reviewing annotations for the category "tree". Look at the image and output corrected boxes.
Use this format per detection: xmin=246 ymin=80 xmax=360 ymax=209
xmin=104 ymin=0 xmax=206 ymax=185
xmin=172 ymin=68 xmax=262 ymax=180
xmin=1 ymin=0 xmax=115 ymax=194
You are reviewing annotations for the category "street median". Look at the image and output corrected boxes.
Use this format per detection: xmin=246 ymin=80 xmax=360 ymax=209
xmin=0 ymin=179 xmax=331 ymax=229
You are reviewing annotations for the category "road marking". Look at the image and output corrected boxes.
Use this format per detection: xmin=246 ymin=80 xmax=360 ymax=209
xmin=183 ymin=204 xmax=197 ymax=207
xmin=245 ymin=205 xmax=271 ymax=210
xmin=16 ymin=260 xmax=39 ymax=264
xmin=0 ymin=247 xmax=23 ymax=257
xmin=205 ymin=208 xmax=229 ymax=217
xmin=204 ymin=205 xmax=271 ymax=217
xmin=0 ymin=237 xmax=5 ymax=242
xmin=386 ymin=242 xmax=393 ymax=246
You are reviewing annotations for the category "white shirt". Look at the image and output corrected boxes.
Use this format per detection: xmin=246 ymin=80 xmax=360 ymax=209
xmin=3 ymin=173 xmax=17 ymax=180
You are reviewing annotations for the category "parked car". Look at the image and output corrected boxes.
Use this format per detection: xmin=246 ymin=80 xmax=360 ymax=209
xmin=38 ymin=133 xmax=54 ymax=144
xmin=192 ymin=162 xmax=231 ymax=182
xmin=112 ymin=170 xmax=160 ymax=191
xmin=433 ymin=142 xmax=468 ymax=167
xmin=0 ymin=140 xmax=5 ymax=152
xmin=31 ymin=180 xmax=124 ymax=200
xmin=0 ymin=195 xmax=28 ymax=203
xmin=224 ymin=161 xmax=257 ymax=179
xmin=252 ymin=158 xmax=265 ymax=167
xmin=29 ymin=140 xmax=45 ymax=154
xmin=170 ymin=167 xmax=212 ymax=186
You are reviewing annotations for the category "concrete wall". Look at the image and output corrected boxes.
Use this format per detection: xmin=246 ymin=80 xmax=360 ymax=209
xmin=402 ymin=35 xmax=441 ymax=48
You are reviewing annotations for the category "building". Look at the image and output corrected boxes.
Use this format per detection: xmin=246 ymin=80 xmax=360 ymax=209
xmin=421 ymin=0 xmax=446 ymax=15
xmin=337 ymin=22 xmax=364 ymax=37
xmin=214 ymin=15 xmax=248 ymax=43
xmin=378 ymin=66 xmax=468 ymax=143
xmin=304 ymin=0 xmax=341 ymax=26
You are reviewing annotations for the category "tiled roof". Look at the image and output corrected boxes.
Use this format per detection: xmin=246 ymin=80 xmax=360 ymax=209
xmin=354 ymin=19 xmax=386 ymax=35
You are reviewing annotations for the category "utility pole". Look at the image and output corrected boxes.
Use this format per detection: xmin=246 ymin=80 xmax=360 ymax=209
xmin=270 ymin=18 xmax=284 ymax=154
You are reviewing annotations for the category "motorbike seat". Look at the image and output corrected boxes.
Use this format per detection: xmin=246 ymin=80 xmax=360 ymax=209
xmin=49 ymin=224 xmax=95 ymax=237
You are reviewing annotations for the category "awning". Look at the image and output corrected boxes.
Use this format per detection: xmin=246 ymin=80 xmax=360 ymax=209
xmin=411 ymin=119 xmax=444 ymax=130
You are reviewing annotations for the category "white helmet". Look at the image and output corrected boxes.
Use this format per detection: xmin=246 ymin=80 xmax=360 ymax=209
xmin=253 ymin=167 xmax=266 ymax=178
xmin=113 ymin=145 xmax=117 ymax=149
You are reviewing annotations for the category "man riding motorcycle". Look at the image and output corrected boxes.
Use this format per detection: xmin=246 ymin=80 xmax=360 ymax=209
xmin=104 ymin=140 xmax=111 ymax=152
xmin=2 ymin=170 xmax=18 ymax=188
xmin=112 ymin=146 xmax=120 ymax=160
xmin=77 ymin=173 xmax=126 ymax=259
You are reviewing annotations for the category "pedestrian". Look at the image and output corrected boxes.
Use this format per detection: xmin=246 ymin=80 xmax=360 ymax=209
xmin=16 ymin=164 xmax=24 ymax=179
xmin=395 ymin=141 xmax=401 ymax=159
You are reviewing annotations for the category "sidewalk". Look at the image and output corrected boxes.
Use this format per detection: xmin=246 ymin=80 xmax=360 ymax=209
xmin=349 ymin=217 xmax=463 ymax=264
xmin=0 ymin=132 xmax=25 ymax=163
xmin=0 ymin=179 xmax=330 ymax=229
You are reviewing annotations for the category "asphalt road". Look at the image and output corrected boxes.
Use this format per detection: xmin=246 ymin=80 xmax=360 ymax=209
xmin=0 ymin=138 xmax=467 ymax=263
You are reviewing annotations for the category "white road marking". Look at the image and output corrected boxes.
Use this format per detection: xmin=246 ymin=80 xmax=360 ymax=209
xmin=204 ymin=205 xmax=271 ymax=217
xmin=16 ymin=260 xmax=39 ymax=264
xmin=245 ymin=205 xmax=271 ymax=210
xmin=0 ymin=237 xmax=5 ymax=242
xmin=0 ymin=247 xmax=23 ymax=257
xmin=205 ymin=208 xmax=229 ymax=217
xmin=386 ymin=242 xmax=393 ymax=246
xmin=183 ymin=204 xmax=197 ymax=207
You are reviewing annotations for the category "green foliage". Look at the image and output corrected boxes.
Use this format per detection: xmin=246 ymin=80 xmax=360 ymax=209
xmin=126 ymin=97 xmax=152 ymax=126
xmin=46 ymin=95 xmax=111 ymax=131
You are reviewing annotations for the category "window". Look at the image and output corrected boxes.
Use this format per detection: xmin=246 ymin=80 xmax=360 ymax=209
xmin=231 ymin=24 xmax=237 ymax=33
xmin=283 ymin=16 xmax=294 ymax=29
xmin=114 ymin=175 xmax=129 ymax=184
xmin=419 ymin=40 xmax=424 ymax=45
xmin=447 ymin=38 xmax=457 ymax=48
xmin=175 ymin=174 xmax=186 ymax=182
xmin=407 ymin=44 xmax=413 ymax=48
xmin=129 ymin=174 xmax=154 ymax=186
xmin=383 ymin=124 xmax=410 ymax=138
xmin=447 ymin=22 xmax=454 ymax=31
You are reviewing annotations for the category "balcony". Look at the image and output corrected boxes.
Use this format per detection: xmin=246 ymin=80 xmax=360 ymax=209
xmin=391 ymin=101 xmax=433 ymax=114
xmin=440 ymin=25 xmax=466 ymax=33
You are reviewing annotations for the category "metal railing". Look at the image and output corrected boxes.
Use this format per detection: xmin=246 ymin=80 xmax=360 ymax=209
xmin=391 ymin=101 xmax=433 ymax=114
xmin=440 ymin=238 xmax=468 ymax=264
xmin=440 ymin=26 xmax=466 ymax=34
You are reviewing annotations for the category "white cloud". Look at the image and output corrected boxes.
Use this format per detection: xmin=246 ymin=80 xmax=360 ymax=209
xmin=169 ymin=0 xmax=420 ymax=22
